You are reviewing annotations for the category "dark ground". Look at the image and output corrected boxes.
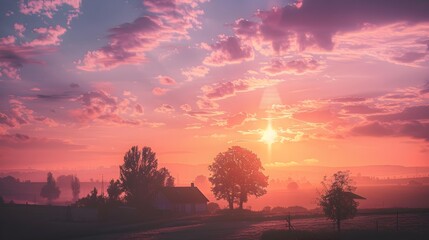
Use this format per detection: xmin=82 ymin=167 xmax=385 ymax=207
xmin=1 ymin=205 xmax=429 ymax=240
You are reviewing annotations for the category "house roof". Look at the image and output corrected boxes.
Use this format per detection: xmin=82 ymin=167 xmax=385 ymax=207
xmin=343 ymin=191 xmax=366 ymax=200
xmin=160 ymin=187 xmax=209 ymax=203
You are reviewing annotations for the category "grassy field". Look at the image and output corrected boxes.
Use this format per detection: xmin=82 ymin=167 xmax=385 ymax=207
xmin=1 ymin=205 xmax=428 ymax=240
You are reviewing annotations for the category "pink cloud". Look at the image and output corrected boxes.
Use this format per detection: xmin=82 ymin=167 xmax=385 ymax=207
xmin=155 ymin=104 xmax=175 ymax=113
xmin=368 ymin=105 xmax=429 ymax=122
xmin=202 ymin=35 xmax=254 ymax=66
xmin=232 ymin=18 xmax=259 ymax=38
xmin=201 ymin=77 xmax=282 ymax=100
xmin=180 ymin=104 xmax=192 ymax=112
xmin=261 ymin=58 xmax=322 ymax=76
xmin=0 ymin=98 xmax=57 ymax=131
xmin=226 ymin=112 xmax=248 ymax=128
xmin=25 ymin=25 xmax=66 ymax=47
xmin=0 ymin=35 xmax=55 ymax=80
xmin=185 ymin=110 xmax=224 ymax=121
xmin=342 ymin=105 xmax=384 ymax=115
xmin=382 ymin=93 xmax=418 ymax=100
xmin=0 ymin=133 xmax=84 ymax=150
xmin=351 ymin=122 xmax=393 ymax=137
xmin=71 ymin=90 xmax=142 ymax=125
xmin=392 ymin=51 xmax=427 ymax=63
xmin=352 ymin=121 xmax=429 ymax=141
xmin=152 ymin=87 xmax=169 ymax=96
xmin=77 ymin=0 xmax=205 ymax=71
xmin=421 ymin=81 xmax=429 ymax=95
xmin=196 ymin=98 xmax=219 ymax=110
xmin=181 ymin=65 xmax=209 ymax=81
xmin=14 ymin=23 xmax=26 ymax=38
xmin=231 ymin=0 xmax=429 ymax=61
xmin=331 ymin=97 xmax=366 ymax=103
xmin=293 ymin=109 xmax=338 ymax=123
xmin=19 ymin=0 xmax=81 ymax=19
xmin=135 ymin=104 xmax=144 ymax=114
xmin=0 ymin=23 xmax=68 ymax=80
xmin=0 ymin=36 xmax=16 ymax=45
xmin=158 ymin=75 xmax=177 ymax=85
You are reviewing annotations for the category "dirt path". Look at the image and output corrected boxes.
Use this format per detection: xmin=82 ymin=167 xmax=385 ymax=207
xmin=73 ymin=212 xmax=429 ymax=240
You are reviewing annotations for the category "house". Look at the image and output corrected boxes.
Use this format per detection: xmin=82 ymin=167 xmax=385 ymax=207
xmin=154 ymin=183 xmax=209 ymax=214
xmin=343 ymin=191 xmax=366 ymax=200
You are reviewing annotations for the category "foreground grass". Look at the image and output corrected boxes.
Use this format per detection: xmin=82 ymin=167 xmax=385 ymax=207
xmin=261 ymin=230 xmax=427 ymax=240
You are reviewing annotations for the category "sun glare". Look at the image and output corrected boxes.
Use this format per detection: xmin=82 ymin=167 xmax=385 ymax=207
xmin=261 ymin=124 xmax=278 ymax=145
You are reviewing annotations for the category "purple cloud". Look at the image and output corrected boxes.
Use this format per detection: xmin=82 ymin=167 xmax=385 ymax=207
xmin=201 ymin=77 xmax=282 ymax=100
xmin=155 ymin=104 xmax=175 ymax=113
xmin=261 ymin=58 xmax=321 ymax=75
xmin=352 ymin=121 xmax=429 ymax=141
xmin=368 ymin=105 xmax=429 ymax=122
xmin=71 ymin=90 xmax=142 ymax=125
xmin=202 ymin=35 xmax=254 ymax=66
xmin=78 ymin=0 xmax=205 ymax=71
xmin=0 ymin=36 xmax=48 ymax=80
xmin=0 ymin=133 xmax=84 ymax=150
xmin=343 ymin=105 xmax=384 ymax=114
xmin=392 ymin=51 xmax=427 ymax=63
xmin=331 ymin=97 xmax=366 ymax=103
xmin=233 ymin=0 xmax=429 ymax=54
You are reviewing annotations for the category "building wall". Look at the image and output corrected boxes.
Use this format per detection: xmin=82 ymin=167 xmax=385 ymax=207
xmin=154 ymin=193 xmax=172 ymax=210
xmin=154 ymin=192 xmax=208 ymax=214
xmin=195 ymin=203 xmax=207 ymax=213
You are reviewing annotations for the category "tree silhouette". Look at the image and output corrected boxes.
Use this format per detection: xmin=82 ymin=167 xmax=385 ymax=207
xmin=40 ymin=172 xmax=61 ymax=204
xmin=209 ymin=146 xmax=268 ymax=210
xmin=71 ymin=176 xmax=80 ymax=202
xmin=318 ymin=171 xmax=358 ymax=232
xmin=75 ymin=187 xmax=105 ymax=208
xmin=165 ymin=175 xmax=175 ymax=187
xmin=107 ymin=179 xmax=122 ymax=203
xmin=119 ymin=146 xmax=174 ymax=208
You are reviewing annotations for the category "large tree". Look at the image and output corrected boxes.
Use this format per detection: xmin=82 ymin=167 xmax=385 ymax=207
xmin=209 ymin=146 xmax=268 ymax=210
xmin=40 ymin=172 xmax=61 ymax=204
xmin=318 ymin=171 xmax=359 ymax=232
xmin=71 ymin=175 xmax=80 ymax=202
xmin=119 ymin=146 xmax=174 ymax=208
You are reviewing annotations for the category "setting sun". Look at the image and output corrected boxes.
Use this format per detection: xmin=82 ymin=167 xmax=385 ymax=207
xmin=261 ymin=123 xmax=278 ymax=145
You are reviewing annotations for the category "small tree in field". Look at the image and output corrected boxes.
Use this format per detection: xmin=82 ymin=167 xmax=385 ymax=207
xmin=209 ymin=146 xmax=268 ymax=210
xmin=71 ymin=176 xmax=80 ymax=202
xmin=40 ymin=172 xmax=60 ymax=204
xmin=318 ymin=171 xmax=358 ymax=232
xmin=75 ymin=187 xmax=105 ymax=208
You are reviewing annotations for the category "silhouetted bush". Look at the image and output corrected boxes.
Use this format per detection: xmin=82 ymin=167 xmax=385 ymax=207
xmin=207 ymin=202 xmax=220 ymax=214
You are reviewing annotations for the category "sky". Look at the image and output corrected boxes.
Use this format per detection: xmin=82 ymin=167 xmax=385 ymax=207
xmin=1 ymin=0 xmax=429 ymax=173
